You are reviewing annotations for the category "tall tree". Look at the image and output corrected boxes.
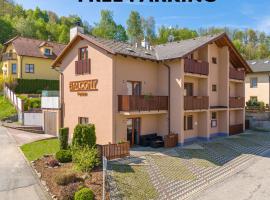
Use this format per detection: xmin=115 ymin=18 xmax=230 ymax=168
xmin=142 ymin=16 xmax=156 ymax=44
xmin=126 ymin=11 xmax=143 ymax=44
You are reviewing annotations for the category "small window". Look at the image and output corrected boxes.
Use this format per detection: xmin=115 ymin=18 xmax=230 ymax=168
xmin=11 ymin=64 xmax=17 ymax=74
xmin=79 ymin=47 xmax=88 ymax=60
xmin=44 ymin=48 xmax=51 ymax=56
xmin=78 ymin=117 xmax=89 ymax=125
xmin=25 ymin=64 xmax=34 ymax=73
xmin=250 ymin=77 xmax=258 ymax=88
xmin=212 ymin=84 xmax=217 ymax=92
xmin=184 ymin=115 xmax=193 ymax=130
xmin=184 ymin=83 xmax=194 ymax=96
xmin=250 ymin=96 xmax=258 ymax=102
xmin=212 ymin=57 xmax=217 ymax=64
xmin=211 ymin=112 xmax=217 ymax=128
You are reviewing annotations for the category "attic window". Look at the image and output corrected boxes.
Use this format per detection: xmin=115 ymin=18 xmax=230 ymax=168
xmin=264 ymin=60 xmax=269 ymax=64
xmin=44 ymin=48 xmax=51 ymax=56
xmin=251 ymin=62 xmax=256 ymax=65
xmin=145 ymin=51 xmax=151 ymax=55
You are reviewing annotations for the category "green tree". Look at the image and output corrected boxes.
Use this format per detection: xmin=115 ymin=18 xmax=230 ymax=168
xmin=142 ymin=16 xmax=156 ymax=44
xmin=126 ymin=11 xmax=143 ymax=44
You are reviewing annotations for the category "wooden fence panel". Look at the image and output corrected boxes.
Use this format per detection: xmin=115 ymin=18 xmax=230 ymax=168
xmin=98 ymin=142 xmax=130 ymax=160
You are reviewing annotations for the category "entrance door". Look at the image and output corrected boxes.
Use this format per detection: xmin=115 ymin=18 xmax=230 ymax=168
xmin=127 ymin=118 xmax=141 ymax=146
xmin=127 ymin=81 xmax=142 ymax=95
xmin=44 ymin=111 xmax=57 ymax=136
xmin=184 ymin=83 xmax=194 ymax=96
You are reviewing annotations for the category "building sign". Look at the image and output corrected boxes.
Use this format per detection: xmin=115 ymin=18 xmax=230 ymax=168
xmin=69 ymin=79 xmax=98 ymax=92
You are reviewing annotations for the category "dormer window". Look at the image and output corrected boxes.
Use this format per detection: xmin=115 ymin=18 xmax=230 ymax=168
xmin=44 ymin=48 xmax=51 ymax=56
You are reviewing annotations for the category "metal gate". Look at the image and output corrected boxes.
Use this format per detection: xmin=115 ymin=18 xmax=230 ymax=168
xmin=44 ymin=111 xmax=57 ymax=136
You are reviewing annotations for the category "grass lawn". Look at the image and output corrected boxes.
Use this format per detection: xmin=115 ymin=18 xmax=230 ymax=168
xmin=21 ymin=138 xmax=59 ymax=161
xmin=111 ymin=164 xmax=158 ymax=200
xmin=0 ymin=95 xmax=17 ymax=120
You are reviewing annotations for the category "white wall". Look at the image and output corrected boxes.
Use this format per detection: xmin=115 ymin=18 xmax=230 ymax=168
xmin=24 ymin=112 xmax=43 ymax=126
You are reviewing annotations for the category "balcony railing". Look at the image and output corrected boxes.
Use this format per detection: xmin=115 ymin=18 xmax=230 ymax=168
xmin=1 ymin=52 xmax=17 ymax=61
xmin=184 ymin=96 xmax=209 ymax=110
xmin=229 ymin=124 xmax=243 ymax=135
xmin=184 ymin=59 xmax=209 ymax=76
xmin=229 ymin=68 xmax=245 ymax=81
xmin=229 ymin=97 xmax=245 ymax=108
xmin=118 ymin=95 xmax=168 ymax=112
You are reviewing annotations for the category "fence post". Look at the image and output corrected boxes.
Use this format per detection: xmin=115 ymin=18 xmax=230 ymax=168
xmin=102 ymin=156 xmax=107 ymax=200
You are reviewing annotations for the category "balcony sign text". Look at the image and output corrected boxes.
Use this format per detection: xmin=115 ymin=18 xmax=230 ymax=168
xmin=69 ymin=79 xmax=98 ymax=92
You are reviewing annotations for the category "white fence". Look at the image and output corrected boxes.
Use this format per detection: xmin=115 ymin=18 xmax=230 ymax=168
xmin=41 ymin=97 xmax=60 ymax=109
xmin=24 ymin=112 xmax=43 ymax=126
xmin=4 ymin=85 xmax=24 ymax=112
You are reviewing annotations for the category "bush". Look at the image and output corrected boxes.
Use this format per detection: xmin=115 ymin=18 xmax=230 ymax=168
xmin=74 ymin=188 xmax=94 ymax=200
xmin=72 ymin=124 xmax=96 ymax=148
xmin=72 ymin=147 xmax=100 ymax=172
xmin=15 ymin=79 xmax=59 ymax=94
xmin=59 ymin=128 xmax=69 ymax=150
xmin=29 ymin=98 xmax=41 ymax=109
xmin=59 ymin=182 xmax=82 ymax=200
xmin=56 ymin=150 xmax=72 ymax=163
xmin=55 ymin=172 xmax=80 ymax=186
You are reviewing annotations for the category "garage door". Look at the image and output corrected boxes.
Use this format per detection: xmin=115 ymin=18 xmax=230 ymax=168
xmin=44 ymin=111 xmax=57 ymax=136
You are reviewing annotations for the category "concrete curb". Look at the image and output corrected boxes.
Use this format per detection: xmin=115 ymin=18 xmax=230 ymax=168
xmin=5 ymin=127 xmax=53 ymax=200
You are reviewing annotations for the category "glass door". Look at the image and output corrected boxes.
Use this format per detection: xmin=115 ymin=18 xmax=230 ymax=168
xmin=126 ymin=118 xmax=141 ymax=146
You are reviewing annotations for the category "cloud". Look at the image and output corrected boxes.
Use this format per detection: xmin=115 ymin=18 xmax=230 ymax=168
xmin=257 ymin=17 xmax=270 ymax=33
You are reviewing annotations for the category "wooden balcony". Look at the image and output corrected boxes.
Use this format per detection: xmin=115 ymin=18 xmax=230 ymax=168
xmin=229 ymin=124 xmax=243 ymax=135
xmin=184 ymin=96 xmax=209 ymax=110
xmin=75 ymin=59 xmax=91 ymax=75
xmin=184 ymin=59 xmax=209 ymax=76
xmin=229 ymin=68 xmax=245 ymax=81
xmin=1 ymin=52 xmax=17 ymax=61
xmin=229 ymin=97 xmax=245 ymax=108
xmin=118 ymin=95 xmax=168 ymax=112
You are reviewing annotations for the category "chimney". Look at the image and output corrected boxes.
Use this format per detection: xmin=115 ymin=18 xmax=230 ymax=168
xmin=141 ymin=38 xmax=149 ymax=49
xmin=70 ymin=22 xmax=84 ymax=41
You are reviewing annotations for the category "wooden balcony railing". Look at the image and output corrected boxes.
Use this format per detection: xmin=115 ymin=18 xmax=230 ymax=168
xmin=184 ymin=59 xmax=209 ymax=76
xmin=184 ymin=96 xmax=209 ymax=110
xmin=1 ymin=52 xmax=17 ymax=61
xmin=229 ymin=97 xmax=245 ymax=108
xmin=229 ymin=67 xmax=245 ymax=81
xmin=118 ymin=95 xmax=168 ymax=112
xmin=75 ymin=59 xmax=91 ymax=75
xmin=229 ymin=124 xmax=243 ymax=135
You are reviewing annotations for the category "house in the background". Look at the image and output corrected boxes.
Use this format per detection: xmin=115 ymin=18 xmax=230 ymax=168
xmin=52 ymin=28 xmax=251 ymax=146
xmin=245 ymin=59 xmax=270 ymax=105
xmin=1 ymin=36 xmax=66 ymax=80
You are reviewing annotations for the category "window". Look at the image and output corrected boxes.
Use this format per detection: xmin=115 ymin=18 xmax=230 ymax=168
xmin=212 ymin=84 xmax=217 ymax=92
xmin=184 ymin=115 xmax=193 ymax=130
xmin=11 ymin=64 xmax=17 ymax=74
xmin=212 ymin=57 xmax=217 ymax=64
xmin=78 ymin=117 xmax=89 ymax=125
xmin=79 ymin=47 xmax=88 ymax=60
xmin=211 ymin=112 xmax=217 ymax=128
xmin=250 ymin=77 xmax=258 ymax=88
xmin=25 ymin=64 xmax=34 ymax=73
xmin=250 ymin=96 xmax=258 ymax=102
xmin=44 ymin=48 xmax=51 ymax=56
xmin=127 ymin=81 xmax=141 ymax=95
xmin=184 ymin=83 xmax=193 ymax=96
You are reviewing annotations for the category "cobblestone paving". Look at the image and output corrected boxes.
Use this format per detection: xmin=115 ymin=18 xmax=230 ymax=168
xmin=109 ymin=131 xmax=270 ymax=200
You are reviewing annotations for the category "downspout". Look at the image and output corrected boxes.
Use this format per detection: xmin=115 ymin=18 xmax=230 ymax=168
xmin=162 ymin=62 xmax=171 ymax=134
xmin=20 ymin=56 xmax=23 ymax=78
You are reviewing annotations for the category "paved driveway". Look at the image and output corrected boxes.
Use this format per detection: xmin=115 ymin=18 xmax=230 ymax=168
xmin=0 ymin=126 xmax=49 ymax=200
xmin=195 ymin=150 xmax=270 ymax=200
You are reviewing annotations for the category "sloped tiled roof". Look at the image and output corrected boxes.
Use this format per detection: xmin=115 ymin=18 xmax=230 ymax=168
xmin=248 ymin=59 xmax=270 ymax=72
xmin=4 ymin=36 xmax=66 ymax=59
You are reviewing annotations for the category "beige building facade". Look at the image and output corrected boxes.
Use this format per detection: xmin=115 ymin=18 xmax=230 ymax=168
xmin=53 ymin=31 xmax=251 ymax=145
xmin=245 ymin=60 xmax=270 ymax=105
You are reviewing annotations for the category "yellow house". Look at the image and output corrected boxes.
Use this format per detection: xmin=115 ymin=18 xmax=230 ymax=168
xmin=1 ymin=36 xmax=66 ymax=80
xmin=245 ymin=59 xmax=270 ymax=105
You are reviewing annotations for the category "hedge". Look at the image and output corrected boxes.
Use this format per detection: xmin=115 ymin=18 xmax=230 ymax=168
xmin=15 ymin=79 xmax=59 ymax=94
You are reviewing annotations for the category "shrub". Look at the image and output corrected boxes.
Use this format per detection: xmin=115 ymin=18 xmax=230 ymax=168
xmin=72 ymin=124 xmax=96 ymax=148
xmin=29 ymin=98 xmax=41 ymax=109
xmin=56 ymin=150 xmax=72 ymax=163
xmin=72 ymin=147 xmax=100 ymax=172
xmin=47 ymin=159 xmax=60 ymax=167
xmin=55 ymin=172 xmax=80 ymax=186
xmin=74 ymin=188 xmax=94 ymax=200
xmin=59 ymin=182 xmax=82 ymax=200
xmin=59 ymin=128 xmax=69 ymax=150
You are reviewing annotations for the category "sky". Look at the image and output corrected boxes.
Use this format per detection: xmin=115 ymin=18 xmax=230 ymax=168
xmin=13 ymin=0 xmax=270 ymax=33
